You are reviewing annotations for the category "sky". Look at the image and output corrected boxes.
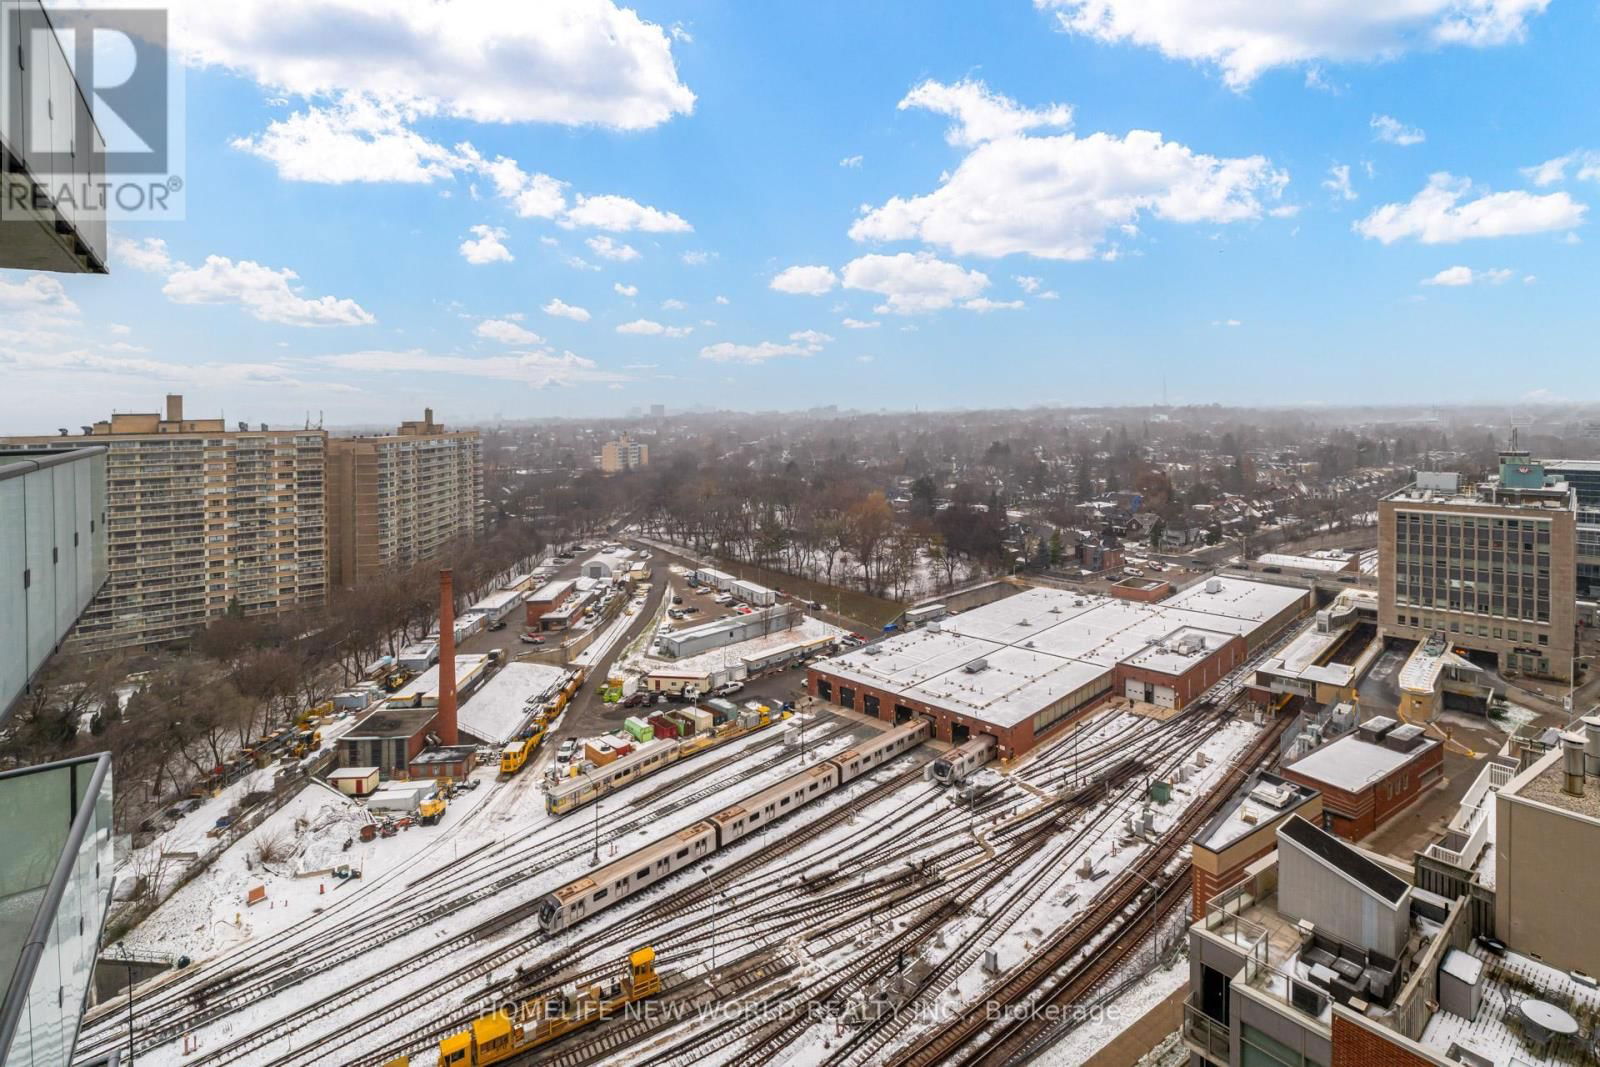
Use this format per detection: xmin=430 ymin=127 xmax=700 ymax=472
xmin=7 ymin=0 xmax=1600 ymax=432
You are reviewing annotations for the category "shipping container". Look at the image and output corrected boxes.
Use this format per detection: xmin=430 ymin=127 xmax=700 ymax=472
xmin=666 ymin=711 xmax=695 ymax=737
xmin=691 ymin=708 xmax=715 ymax=734
xmin=622 ymin=717 xmax=655 ymax=743
xmin=585 ymin=741 xmax=619 ymax=766
xmin=647 ymin=714 xmax=679 ymax=739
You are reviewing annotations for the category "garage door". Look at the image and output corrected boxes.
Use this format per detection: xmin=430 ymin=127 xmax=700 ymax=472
xmin=1153 ymin=685 xmax=1176 ymax=709
xmin=1124 ymin=679 xmax=1146 ymax=702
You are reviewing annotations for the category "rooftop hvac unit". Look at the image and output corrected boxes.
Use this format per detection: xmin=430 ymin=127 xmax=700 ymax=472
xmin=1205 ymin=578 xmax=1222 ymax=594
xmin=963 ymin=658 xmax=989 ymax=674
xmin=1049 ymin=605 xmax=1062 ymax=614
xmin=863 ymin=645 xmax=884 ymax=656
xmin=1250 ymin=781 xmax=1299 ymax=809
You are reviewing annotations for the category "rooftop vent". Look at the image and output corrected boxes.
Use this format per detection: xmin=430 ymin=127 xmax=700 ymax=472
xmin=963 ymin=658 xmax=989 ymax=674
xmin=1250 ymin=781 xmax=1299 ymax=809
xmin=1563 ymin=731 xmax=1586 ymax=798
xmin=1205 ymin=578 xmax=1222 ymax=594
xmin=863 ymin=645 xmax=884 ymax=656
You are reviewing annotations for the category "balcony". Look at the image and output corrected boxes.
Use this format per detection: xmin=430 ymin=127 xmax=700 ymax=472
xmin=0 ymin=1 xmax=107 ymax=273
xmin=1182 ymin=1002 xmax=1231 ymax=1065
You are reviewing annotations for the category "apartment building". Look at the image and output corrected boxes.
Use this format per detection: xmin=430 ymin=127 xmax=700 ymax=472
xmin=1541 ymin=459 xmax=1600 ymax=601
xmin=326 ymin=409 xmax=483 ymax=589
xmin=1378 ymin=450 xmax=1577 ymax=683
xmin=597 ymin=433 xmax=648 ymax=473
xmin=1 ymin=396 xmax=328 ymax=651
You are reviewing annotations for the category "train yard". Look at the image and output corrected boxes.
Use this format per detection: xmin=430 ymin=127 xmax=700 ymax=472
xmin=74 ymin=588 xmax=1311 ymax=1067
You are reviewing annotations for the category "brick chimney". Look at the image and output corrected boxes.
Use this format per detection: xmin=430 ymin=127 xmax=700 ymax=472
xmin=436 ymin=569 xmax=459 ymax=745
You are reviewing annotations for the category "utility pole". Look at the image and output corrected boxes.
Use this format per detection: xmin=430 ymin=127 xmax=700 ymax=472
xmin=118 ymin=941 xmax=135 ymax=1065
xmin=590 ymin=796 xmax=601 ymax=867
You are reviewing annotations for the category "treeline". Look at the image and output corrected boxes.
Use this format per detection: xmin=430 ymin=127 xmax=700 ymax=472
xmin=3 ymin=523 xmax=543 ymax=831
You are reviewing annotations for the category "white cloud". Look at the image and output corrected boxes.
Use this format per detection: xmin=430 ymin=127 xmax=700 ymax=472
xmin=617 ymin=319 xmax=692 ymax=337
xmin=1211 ymin=318 xmax=1242 ymax=327
xmin=842 ymin=317 xmax=881 ymax=329
xmin=852 ymin=79 xmax=1286 ymax=261
xmin=460 ymin=224 xmax=513 ymax=264
xmin=660 ymin=298 xmax=687 ymax=311
xmin=856 ymin=355 xmax=875 ymax=363
xmin=1421 ymin=265 xmax=1515 ymax=286
xmin=1523 ymin=274 xmax=1537 ymax=284
xmin=789 ymin=330 xmax=833 ymax=350
xmin=714 ymin=295 xmax=730 ymax=305
xmin=162 ymin=256 xmax=375 ymax=326
xmin=586 ymin=235 xmax=640 ymax=262
xmin=1371 ymin=114 xmax=1425 ymax=147
xmin=681 ymin=250 xmax=712 ymax=266
xmin=1038 ymin=290 xmax=1060 ymax=299
xmin=839 ymin=252 xmax=990 ymax=314
xmin=0 ymin=274 xmax=78 ymax=317
xmin=1014 ymin=274 xmax=1043 ymax=293
xmin=112 ymin=236 xmax=177 ymax=273
xmin=476 ymin=317 xmax=543 ymax=344
xmin=1521 ymin=151 xmax=1600 ymax=187
xmin=232 ymin=96 xmax=462 ymax=183
xmin=963 ymin=297 xmax=1024 ymax=313
xmin=897 ymin=78 xmax=1072 ymax=147
xmin=109 ymin=323 xmax=133 ymax=336
xmin=1323 ymin=164 xmax=1356 ymax=201
xmin=770 ymin=265 xmax=839 ymax=295
xmin=1356 ymin=173 xmax=1587 ymax=244
xmin=562 ymin=194 xmax=691 ymax=233
xmin=699 ymin=340 xmax=814 ymax=363
xmin=321 ymin=347 xmax=626 ymax=387
xmin=840 ymin=155 xmax=864 ymax=168
xmin=458 ymin=148 xmax=569 ymax=218
xmin=613 ymin=282 xmax=638 ymax=297
xmin=544 ymin=298 xmax=592 ymax=322
xmin=565 ymin=255 xmax=601 ymax=271
xmin=1036 ymin=0 xmax=1550 ymax=89
xmin=177 ymin=0 xmax=694 ymax=129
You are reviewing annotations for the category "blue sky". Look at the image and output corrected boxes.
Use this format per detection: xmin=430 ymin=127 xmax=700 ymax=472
xmin=6 ymin=0 xmax=1599 ymax=432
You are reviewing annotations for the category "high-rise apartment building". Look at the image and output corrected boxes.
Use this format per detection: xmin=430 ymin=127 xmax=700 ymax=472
xmin=326 ymin=409 xmax=483 ymax=589
xmin=1 ymin=396 xmax=328 ymax=651
xmin=597 ymin=433 xmax=648 ymax=473
xmin=1378 ymin=450 xmax=1577 ymax=683
xmin=1541 ymin=459 xmax=1600 ymax=600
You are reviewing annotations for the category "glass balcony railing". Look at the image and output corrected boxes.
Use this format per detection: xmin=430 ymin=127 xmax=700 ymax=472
xmin=0 ymin=753 xmax=114 ymax=1067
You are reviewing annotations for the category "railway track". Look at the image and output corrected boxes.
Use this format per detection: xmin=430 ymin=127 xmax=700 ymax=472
xmin=883 ymin=708 xmax=1293 ymax=1067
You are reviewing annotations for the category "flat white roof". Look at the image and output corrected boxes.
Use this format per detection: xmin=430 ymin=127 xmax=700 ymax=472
xmin=471 ymin=589 xmax=524 ymax=611
xmin=388 ymin=654 xmax=488 ymax=702
xmin=820 ymin=577 xmax=1302 ymax=729
xmin=1257 ymin=552 xmax=1352 ymax=573
xmin=529 ymin=579 xmax=575 ymax=603
xmin=458 ymin=662 xmax=569 ymax=744
xmin=1284 ymin=733 xmax=1438 ymax=793
xmin=329 ymin=766 xmax=379 ymax=780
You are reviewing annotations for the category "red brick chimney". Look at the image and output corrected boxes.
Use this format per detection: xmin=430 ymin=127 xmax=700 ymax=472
xmin=436 ymin=569 xmax=459 ymax=745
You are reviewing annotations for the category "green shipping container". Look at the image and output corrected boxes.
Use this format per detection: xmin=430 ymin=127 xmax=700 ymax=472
xmin=623 ymin=716 xmax=655 ymax=743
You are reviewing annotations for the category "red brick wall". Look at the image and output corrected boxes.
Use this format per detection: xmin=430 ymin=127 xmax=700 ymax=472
xmin=1331 ymin=1013 xmax=1438 ymax=1067
xmin=1114 ymin=636 xmax=1245 ymax=708
xmin=1283 ymin=743 xmax=1443 ymax=842
xmin=525 ymin=589 xmax=571 ymax=627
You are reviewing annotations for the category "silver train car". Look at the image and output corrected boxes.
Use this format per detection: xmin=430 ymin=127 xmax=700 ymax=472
xmin=536 ymin=718 xmax=930 ymax=933
xmin=930 ymin=733 xmax=997 ymax=786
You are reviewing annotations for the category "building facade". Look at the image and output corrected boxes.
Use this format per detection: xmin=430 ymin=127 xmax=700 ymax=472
xmin=1 ymin=448 xmax=107 ymax=718
xmin=326 ymin=410 xmax=483 ymax=589
xmin=2 ymin=396 xmax=328 ymax=651
xmin=597 ymin=434 xmax=648 ymax=473
xmin=1542 ymin=458 xmax=1600 ymax=600
xmin=1280 ymin=719 xmax=1444 ymax=841
xmin=1378 ymin=454 xmax=1577 ymax=682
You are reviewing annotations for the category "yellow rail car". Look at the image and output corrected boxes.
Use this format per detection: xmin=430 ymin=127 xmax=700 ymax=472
xmin=499 ymin=726 xmax=544 ymax=775
xmin=436 ymin=947 xmax=661 ymax=1066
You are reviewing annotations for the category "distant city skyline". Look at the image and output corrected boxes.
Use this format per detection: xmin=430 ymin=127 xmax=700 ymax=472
xmin=7 ymin=1 xmax=1600 ymax=429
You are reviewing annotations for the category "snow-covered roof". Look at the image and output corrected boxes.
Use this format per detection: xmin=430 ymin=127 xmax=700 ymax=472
xmin=1256 ymin=552 xmax=1352 ymax=573
xmin=1283 ymin=732 xmax=1439 ymax=793
xmin=820 ymin=577 xmax=1303 ymax=730
xmin=470 ymin=589 xmax=524 ymax=612
xmin=529 ymin=579 xmax=575 ymax=603
xmin=388 ymin=654 xmax=488 ymax=704
xmin=458 ymin=662 xmax=570 ymax=744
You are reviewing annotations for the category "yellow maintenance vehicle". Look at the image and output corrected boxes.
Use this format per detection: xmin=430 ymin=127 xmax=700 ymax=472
xmin=418 ymin=787 xmax=448 ymax=826
xmin=434 ymin=946 xmax=661 ymax=1066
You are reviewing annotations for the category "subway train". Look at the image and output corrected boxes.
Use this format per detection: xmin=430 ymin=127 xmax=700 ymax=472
xmin=536 ymin=718 xmax=930 ymax=933
xmin=929 ymin=733 xmax=997 ymax=786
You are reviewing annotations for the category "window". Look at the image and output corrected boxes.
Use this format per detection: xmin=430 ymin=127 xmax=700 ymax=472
xmin=1241 ymin=1023 xmax=1324 ymax=1067
xmin=595 ymin=887 xmax=609 ymax=901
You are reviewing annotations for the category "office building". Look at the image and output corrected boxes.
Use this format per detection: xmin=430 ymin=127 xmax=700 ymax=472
xmin=597 ymin=433 xmax=648 ymax=473
xmin=0 ymin=1 xmax=107 ymax=273
xmin=1542 ymin=459 xmax=1600 ymax=600
xmin=1 ymin=447 xmax=107 ymax=718
xmin=1378 ymin=451 xmax=1577 ymax=683
xmin=326 ymin=410 xmax=483 ymax=589
xmin=1 ymin=396 xmax=328 ymax=651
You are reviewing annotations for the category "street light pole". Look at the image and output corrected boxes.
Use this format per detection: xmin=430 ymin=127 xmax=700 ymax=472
xmin=590 ymin=797 xmax=601 ymax=867
xmin=701 ymin=865 xmax=718 ymax=975
xmin=118 ymin=941 xmax=135 ymax=1065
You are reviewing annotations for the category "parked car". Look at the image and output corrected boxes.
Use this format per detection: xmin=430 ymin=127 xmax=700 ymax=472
xmin=557 ymin=738 xmax=579 ymax=763
xmin=713 ymin=681 xmax=744 ymax=697
xmin=520 ymin=632 xmax=545 ymax=645
xmin=806 ymin=600 xmax=823 ymax=610
xmin=623 ymin=693 xmax=645 ymax=708
xmin=672 ymin=595 xmax=683 ymax=605
xmin=488 ymin=620 xmax=507 ymax=631
xmin=682 ymin=606 xmax=700 ymax=615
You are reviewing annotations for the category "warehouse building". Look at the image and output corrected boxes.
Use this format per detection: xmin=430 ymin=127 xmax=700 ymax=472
xmin=807 ymin=577 xmax=1308 ymax=758
xmin=338 ymin=706 xmax=442 ymax=778
xmin=658 ymin=604 xmax=804 ymax=659
xmin=525 ymin=579 xmax=576 ymax=629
